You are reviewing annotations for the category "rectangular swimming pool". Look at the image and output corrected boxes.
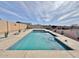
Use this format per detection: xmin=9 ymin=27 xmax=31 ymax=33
xmin=8 ymin=30 xmax=72 ymax=50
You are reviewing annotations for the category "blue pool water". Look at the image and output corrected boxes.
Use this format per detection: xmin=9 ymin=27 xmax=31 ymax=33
xmin=8 ymin=30 xmax=72 ymax=50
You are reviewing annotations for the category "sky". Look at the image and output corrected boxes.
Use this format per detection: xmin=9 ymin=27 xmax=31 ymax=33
xmin=0 ymin=1 xmax=79 ymax=26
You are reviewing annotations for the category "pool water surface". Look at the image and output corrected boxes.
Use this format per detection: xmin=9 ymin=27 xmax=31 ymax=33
xmin=8 ymin=30 xmax=72 ymax=50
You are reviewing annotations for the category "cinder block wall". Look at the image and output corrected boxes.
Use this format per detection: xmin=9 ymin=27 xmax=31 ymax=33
xmin=0 ymin=20 xmax=27 ymax=34
xmin=0 ymin=20 xmax=7 ymax=34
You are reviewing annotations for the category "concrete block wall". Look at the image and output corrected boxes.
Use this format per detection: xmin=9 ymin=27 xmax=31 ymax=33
xmin=0 ymin=20 xmax=27 ymax=34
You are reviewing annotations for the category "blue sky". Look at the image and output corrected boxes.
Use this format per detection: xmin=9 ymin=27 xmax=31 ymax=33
xmin=0 ymin=1 xmax=79 ymax=26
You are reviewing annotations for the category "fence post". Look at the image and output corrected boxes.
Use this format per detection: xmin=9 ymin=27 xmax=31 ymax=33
xmin=18 ymin=23 xmax=21 ymax=33
xmin=5 ymin=21 xmax=8 ymax=38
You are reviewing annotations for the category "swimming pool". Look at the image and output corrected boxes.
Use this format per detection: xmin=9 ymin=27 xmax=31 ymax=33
xmin=8 ymin=30 xmax=72 ymax=50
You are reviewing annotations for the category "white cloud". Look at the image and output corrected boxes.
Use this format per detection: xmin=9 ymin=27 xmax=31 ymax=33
xmin=54 ymin=1 xmax=65 ymax=10
xmin=0 ymin=7 xmax=24 ymax=19
xmin=0 ymin=1 xmax=79 ymax=25
xmin=58 ymin=9 xmax=79 ymax=21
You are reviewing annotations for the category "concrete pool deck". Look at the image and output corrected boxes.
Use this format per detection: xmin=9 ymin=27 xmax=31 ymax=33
xmin=0 ymin=29 xmax=79 ymax=58
xmin=0 ymin=29 xmax=32 ymax=50
xmin=44 ymin=29 xmax=79 ymax=50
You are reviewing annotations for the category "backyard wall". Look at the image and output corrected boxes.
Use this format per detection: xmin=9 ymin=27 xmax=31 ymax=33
xmin=0 ymin=20 xmax=27 ymax=34
xmin=55 ymin=29 xmax=79 ymax=41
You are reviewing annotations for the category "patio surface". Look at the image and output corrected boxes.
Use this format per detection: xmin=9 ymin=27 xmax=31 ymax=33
xmin=0 ymin=29 xmax=79 ymax=58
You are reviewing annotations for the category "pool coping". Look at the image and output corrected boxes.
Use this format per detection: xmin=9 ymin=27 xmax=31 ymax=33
xmin=0 ymin=50 xmax=79 ymax=58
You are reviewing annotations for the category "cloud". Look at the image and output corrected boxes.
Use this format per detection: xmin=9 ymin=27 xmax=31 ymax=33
xmin=0 ymin=6 xmax=24 ymax=20
xmin=0 ymin=1 xmax=79 ymax=25
xmin=58 ymin=9 xmax=79 ymax=21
